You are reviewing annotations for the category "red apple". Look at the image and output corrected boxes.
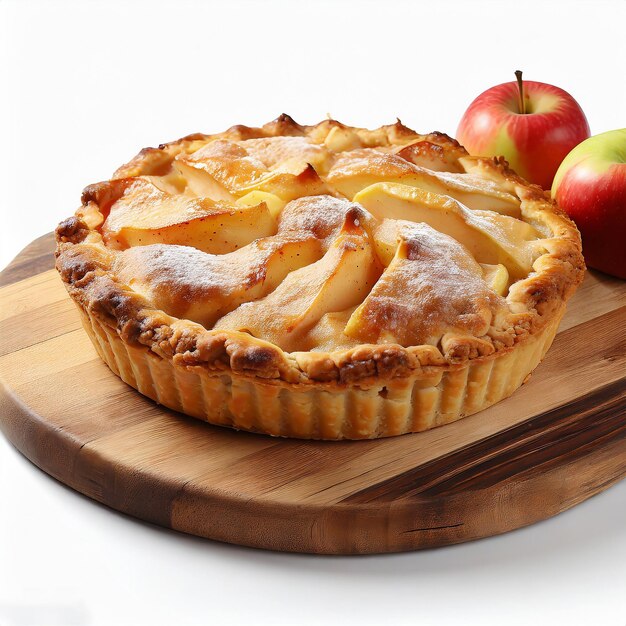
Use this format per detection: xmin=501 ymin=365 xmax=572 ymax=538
xmin=552 ymin=129 xmax=626 ymax=279
xmin=457 ymin=71 xmax=590 ymax=189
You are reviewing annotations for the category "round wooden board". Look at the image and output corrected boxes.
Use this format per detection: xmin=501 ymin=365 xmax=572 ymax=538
xmin=1 ymin=235 xmax=625 ymax=555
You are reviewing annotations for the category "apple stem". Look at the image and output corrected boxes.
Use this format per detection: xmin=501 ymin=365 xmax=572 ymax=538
xmin=515 ymin=70 xmax=526 ymax=114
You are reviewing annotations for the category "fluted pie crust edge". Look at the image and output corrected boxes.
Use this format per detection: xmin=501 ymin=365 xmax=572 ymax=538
xmin=77 ymin=305 xmax=564 ymax=439
xmin=55 ymin=116 xmax=585 ymax=440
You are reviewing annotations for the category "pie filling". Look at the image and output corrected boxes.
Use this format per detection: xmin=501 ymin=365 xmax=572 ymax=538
xmin=80 ymin=121 xmax=556 ymax=356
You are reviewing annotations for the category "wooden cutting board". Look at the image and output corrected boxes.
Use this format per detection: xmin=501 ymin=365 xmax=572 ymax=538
xmin=1 ymin=234 xmax=625 ymax=555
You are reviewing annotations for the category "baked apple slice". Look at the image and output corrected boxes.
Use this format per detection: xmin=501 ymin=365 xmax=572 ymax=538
xmin=100 ymin=177 xmax=276 ymax=253
xmin=278 ymin=195 xmax=376 ymax=250
xmin=328 ymin=150 xmax=521 ymax=216
xmin=355 ymin=183 xmax=540 ymax=279
xmin=235 ymin=190 xmax=286 ymax=219
xmin=323 ymin=126 xmax=364 ymax=152
xmin=175 ymin=140 xmax=265 ymax=197
xmin=114 ymin=233 xmax=322 ymax=328
xmin=480 ymin=263 xmax=510 ymax=296
xmin=214 ymin=208 xmax=382 ymax=351
xmin=175 ymin=139 xmax=328 ymax=201
xmin=237 ymin=161 xmax=328 ymax=201
xmin=345 ymin=222 xmax=502 ymax=347
xmin=371 ymin=219 xmax=510 ymax=295
xmin=173 ymin=159 xmax=237 ymax=201
xmin=297 ymin=308 xmax=360 ymax=352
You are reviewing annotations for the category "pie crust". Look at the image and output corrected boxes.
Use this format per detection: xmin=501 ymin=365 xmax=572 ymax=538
xmin=55 ymin=115 xmax=585 ymax=439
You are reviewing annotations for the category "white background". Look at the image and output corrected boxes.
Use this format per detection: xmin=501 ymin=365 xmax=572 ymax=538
xmin=1 ymin=1 xmax=625 ymax=625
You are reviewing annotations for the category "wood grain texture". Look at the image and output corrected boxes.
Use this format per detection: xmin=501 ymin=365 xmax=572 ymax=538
xmin=0 ymin=233 xmax=625 ymax=554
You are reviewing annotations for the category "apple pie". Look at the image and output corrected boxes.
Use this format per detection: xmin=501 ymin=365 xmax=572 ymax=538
xmin=55 ymin=115 xmax=584 ymax=439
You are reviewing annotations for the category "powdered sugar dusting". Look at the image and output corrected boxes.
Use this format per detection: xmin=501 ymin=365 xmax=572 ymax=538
xmin=278 ymin=195 xmax=374 ymax=249
xmin=113 ymin=232 xmax=320 ymax=327
xmin=348 ymin=222 xmax=504 ymax=346
xmin=97 ymin=123 xmax=547 ymax=351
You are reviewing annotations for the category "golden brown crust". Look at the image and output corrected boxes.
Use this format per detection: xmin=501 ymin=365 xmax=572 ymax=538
xmin=55 ymin=116 xmax=585 ymax=388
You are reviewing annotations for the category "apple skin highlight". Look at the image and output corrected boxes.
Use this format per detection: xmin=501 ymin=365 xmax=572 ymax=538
xmin=457 ymin=80 xmax=590 ymax=189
